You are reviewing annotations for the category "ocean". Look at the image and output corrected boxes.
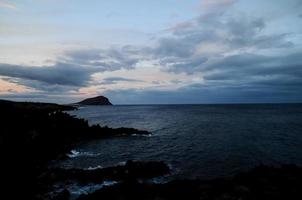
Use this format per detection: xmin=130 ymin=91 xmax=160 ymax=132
xmin=60 ymin=104 xmax=302 ymax=180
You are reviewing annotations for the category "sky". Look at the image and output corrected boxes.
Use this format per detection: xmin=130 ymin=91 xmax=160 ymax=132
xmin=0 ymin=0 xmax=302 ymax=104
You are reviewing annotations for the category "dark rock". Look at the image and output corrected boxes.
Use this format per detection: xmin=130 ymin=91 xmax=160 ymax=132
xmin=0 ymin=100 xmax=149 ymax=200
xmin=78 ymin=165 xmax=302 ymax=200
xmin=50 ymin=189 xmax=70 ymax=200
xmin=89 ymin=125 xmax=151 ymax=137
xmin=46 ymin=161 xmax=170 ymax=184
xmin=77 ymin=96 xmax=112 ymax=106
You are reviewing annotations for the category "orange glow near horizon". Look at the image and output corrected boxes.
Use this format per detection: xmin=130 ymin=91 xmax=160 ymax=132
xmin=0 ymin=78 xmax=34 ymax=94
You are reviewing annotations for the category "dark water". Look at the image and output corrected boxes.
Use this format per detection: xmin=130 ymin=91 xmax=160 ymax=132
xmin=61 ymin=104 xmax=302 ymax=179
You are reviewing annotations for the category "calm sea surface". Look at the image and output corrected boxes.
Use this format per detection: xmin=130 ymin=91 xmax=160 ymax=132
xmin=61 ymin=104 xmax=302 ymax=179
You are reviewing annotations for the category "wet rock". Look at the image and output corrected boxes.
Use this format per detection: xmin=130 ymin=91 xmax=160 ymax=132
xmin=47 ymin=161 xmax=170 ymax=184
xmin=77 ymin=165 xmax=302 ymax=200
xmin=51 ymin=189 xmax=70 ymax=200
xmin=0 ymin=100 xmax=150 ymax=200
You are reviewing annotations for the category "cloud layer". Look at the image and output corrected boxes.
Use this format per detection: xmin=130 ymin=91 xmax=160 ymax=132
xmin=0 ymin=0 xmax=302 ymax=103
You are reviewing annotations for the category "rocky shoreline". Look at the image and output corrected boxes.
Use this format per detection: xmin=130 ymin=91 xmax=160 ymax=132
xmin=41 ymin=160 xmax=171 ymax=199
xmin=76 ymin=164 xmax=302 ymax=200
xmin=2 ymin=100 xmax=302 ymax=200
xmin=1 ymin=100 xmax=151 ymax=199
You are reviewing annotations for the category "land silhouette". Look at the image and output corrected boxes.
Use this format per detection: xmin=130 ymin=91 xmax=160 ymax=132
xmin=76 ymin=96 xmax=112 ymax=106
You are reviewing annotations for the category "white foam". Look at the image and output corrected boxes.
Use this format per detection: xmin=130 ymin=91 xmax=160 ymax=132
xmin=131 ymin=133 xmax=152 ymax=137
xmin=117 ymin=161 xmax=126 ymax=166
xmin=66 ymin=150 xmax=100 ymax=158
xmin=68 ymin=181 xmax=119 ymax=199
xmin=86 ymin=165 xmax=103 ymax=170
xmin=67 ymin=150 xmax=80 ymax=158
xmin=140 ymin=176 xmax=170 ymax=184
xmin=102 ymin=180 xmax=119 ymax=187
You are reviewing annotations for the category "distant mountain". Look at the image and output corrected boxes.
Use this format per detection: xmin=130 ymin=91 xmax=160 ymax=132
xmin=77 ymin=96 xmax=112 ymax=106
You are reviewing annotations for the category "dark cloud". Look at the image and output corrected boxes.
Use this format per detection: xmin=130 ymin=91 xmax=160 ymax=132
xmin=63 ymin=49 xmax=106 ymax=64
xmin=203 ymin=52 xmax=302 ymax=79
xmin=2 ymin=77 xmax=78 ymax=93
xmin=199 ymin=52 xmax=302 ymax=101
xmin=171 ymin=79 xmax=182 ymax=84
xmin=151 ymin=13 xmax=294 ymax=75
xmin=0 ymin=62 xmax=97 ymax=87
xmin=100 ymin=77 xmax=144 ymax=85
xmin=0 ymin=46 xmax=144 ymax=92
xmin=164 ymin=57 xmax=208 ymax=74
xmin=153 ymin=37 xmax=197 ymax=58
xmin=152 ymin=80 xmax=161 ymax=85
xmin=63 ymin=47 xmax=141 ymax=70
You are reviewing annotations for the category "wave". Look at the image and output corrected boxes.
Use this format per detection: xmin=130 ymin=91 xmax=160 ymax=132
xmin=68 ymin=181 xmax=119 ymax=199
xmin=117 ymin=161 xmax=126 ymax=166
xmin=131 ymin=133 xmax=152 ymax=137
xmin=142 ymin=176 xmax=170 ymax=184
xmin=66 ymin=150 xmax=100 ymax=158
xmin=86 ymin=165 xmax=103 ymax=170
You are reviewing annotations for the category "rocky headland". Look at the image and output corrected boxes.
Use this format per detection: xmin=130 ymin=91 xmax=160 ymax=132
xmin=76 ymin=96 xmax=112 ymax=106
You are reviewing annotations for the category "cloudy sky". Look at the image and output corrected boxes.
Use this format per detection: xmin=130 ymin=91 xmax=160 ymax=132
xmin=0 ymin=0 xmax=302 ymax=104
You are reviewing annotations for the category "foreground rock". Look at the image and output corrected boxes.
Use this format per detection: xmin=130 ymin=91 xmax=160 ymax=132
xmin=1 ymin=99 xmax=150 ymax=165
xmin=78 ymin=164 xmax=302 ymax=200
xmin=76 ymin=96 xmax=112 ymax=106
xmin=37 ymin=161 xmax=170 ymax=200
xmin=45 ymin=160 xmax=170 ymax=184
xmin=0 ymin=100 xmax=149 ymax=200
